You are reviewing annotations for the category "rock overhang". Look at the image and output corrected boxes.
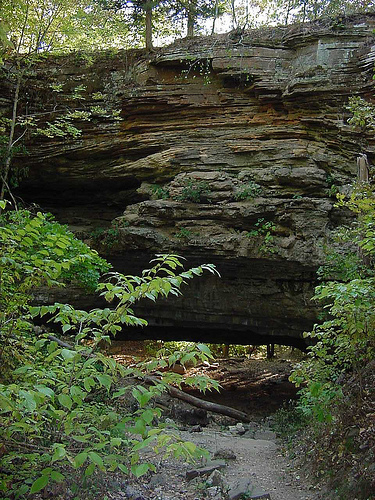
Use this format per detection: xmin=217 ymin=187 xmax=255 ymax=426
xmin=9 ymin=14 xmax=375 ymax=347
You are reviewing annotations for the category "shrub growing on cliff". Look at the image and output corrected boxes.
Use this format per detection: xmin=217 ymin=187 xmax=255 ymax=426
xmin=234 ymin=181 xmax=262 ymax=200
xmin=290 ymin=184 xmax=375 ymax=421
xmin=346 ymin=96 xmax=375 ymax=131
xmin=246 ymin=218 xmax=277 ymax=254
xmin=175 ymin=178 xmax=211 ymax=203
xmin=0 ymin=205 xmax=219 ymax=497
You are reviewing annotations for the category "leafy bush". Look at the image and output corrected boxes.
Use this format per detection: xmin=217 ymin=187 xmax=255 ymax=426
xmin=246 ymin=218 xmax=277 ymax=254
xmin=346 ymin=96 xmax=375 ymax=130
xmin=90 ymin=221 xmax=121 ymax=250
xmin=1 ymin=208 xmax=110 ymax=291
xmin=290 ymin=184 xmax=375 ymax=422
xmin=234 ymin=181 xmax=262 ymax=201
xmin=175 ymin=227 xmax=194 ymax=240
xmin=175 ymin=178 xmax=211 ymax=203
xmin=150 ymin=184 xmax=169 ymax=200
xmin=0 ymin=206 xmax=220 ymax=498
xmin=272 ymin=401 xmax=308 ymax=439
xmin=0 ymin=205 xmax=110 ymax=379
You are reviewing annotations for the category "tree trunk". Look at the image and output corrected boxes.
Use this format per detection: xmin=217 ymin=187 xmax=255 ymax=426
xmin=211 ymin=0 xmax=219 ymax=34
xmin=267 ymin=344 xmax=275 ymax=359
xmin=187 ymin=12 xmax=194 ymax=37
xmin=145 ymin=376 xmax=250 ymax=422
xmin=186 ymin=0 xmax=197 ymax=37
xmin=145 ymin=5 xmax=153 ymax=50
xmin=0 ymin=70 xmax=21 ymax=208
xmin=231 ymin=0 xmax=237 ymax=29
xmin=357 ymin=154 xmax=369 ymax=182
xmin=222 ymin=344 xmax=229 ymax=357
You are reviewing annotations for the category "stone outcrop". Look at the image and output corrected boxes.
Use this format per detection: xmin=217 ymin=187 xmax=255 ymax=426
xmin=11 ymin=14 xmax=375 ymax=347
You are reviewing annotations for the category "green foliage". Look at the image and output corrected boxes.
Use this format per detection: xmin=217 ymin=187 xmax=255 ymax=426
xmin=179 ymin=58 xmax=212 ymax=85
xmin=264 ymin=0 xmax=375 ymax=27
xmin=272 ymin=401 xmax=309 ymax=439
xmin=246 ymin=218 xmax=277 ymax=254
xmin=49 ymin=83 xmax=64 ymax=93
xmin=346 ymin=96 xmax=375 ymax=130
xmin=36 ymin=118 xmax=83 ymax=138
xmin=142 ymin=341 xmax=220 ymax=392
xmin=90 ymin=221 xmax=121 ymax=250
xmin=92 ymin=91 xmax=106 ymax=100
xmin=66 ymin=110 xmax=92 ymax=121
xmin=1 ymin=66 xmax=123 ymax=200
xmin=1 ymin=208 xmax=110 ymax=292
xmin=0 ymin=212 xmax=219 ymax=497
xmin=290 ymin=183 xmax=375 ymax=423
xmin=90 ymin=106 xmax=110 ymax=117
xmin=234 ymin=181 xmax=262 ymax=201
xmin=326 ymin=173 xmax=339 ymax=198
xmin=150 ymin=183 xmax=170 ymax=200
xmin=71 ymin=85 xmax=87 ymax=100
xmin=175 ymin=178 xmax=211 ymax=203
xmin=0 ymin=207 xmax=110 ymax=380
xmin=175 ymin=226 xmax=194 ymax=240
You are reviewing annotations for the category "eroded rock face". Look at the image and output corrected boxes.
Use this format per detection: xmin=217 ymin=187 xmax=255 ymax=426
xmin=13 ymin=14 xmax=375 ymax=347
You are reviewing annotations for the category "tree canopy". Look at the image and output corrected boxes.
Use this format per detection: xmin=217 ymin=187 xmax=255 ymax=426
xmin=1 ymin=0 xmax=373 ymax=55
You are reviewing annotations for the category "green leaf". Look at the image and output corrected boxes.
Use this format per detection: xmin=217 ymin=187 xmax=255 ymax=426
xmin=35 ymin=339 xmax=48 ymax=349
xmin=74 ymin=452 xmax=88 ymax=468
xmin=61 ymin=348 xmax=76 ymax=361
xmin=61 ymin=324 xmax=72 ymax=333
xmin=118 ymin=464 xmax=128 ymax=473
xmin=19 ymin=390 xmax=37 ymax=411
xmin=30 ymin=475 xmax=49 ymax=494
xmin=85 ymin=463 xmax=95 ymax=476
xmin=0 ymin=394 xmax=13 ymax=411
xmin=183 ymin=441 xmax=197 ymax=454
xmin=113 ymin=387 xmax=127 ymax=398
xmin=132 ymin=436 xmax=154 ymax=451
xmin=96 ymin=374 xmax=112 ymax=389
xmin=36 ymin=385 xmax=54 ymax=398
xmin=29 ymin=306 xmax=41 ymax=317
xmin=110 ymin=437 xmax=122 ymax=447
xmin=88 ymin=451 xmax=104 ymax=468
xmin=141 ymin=409 xmax=154 ymax=425
xmin=84 ymin=377 xmax=96 ymax=392
xmin=131 ymin=463 xmax=150 ymax=478
xmin=58 ymin=393 xmax=72 ymax=410
xmin=197 ymin=343 xmax=212 ymax=356
xmin=50 ymin=470 xmax=65 ymax=482
xmin=52 ymin=445 xmax=66 ymax=463
xmin=134 ymin=418 xmax=147 ymax=437
xmin=72 ymin=434 xmax=92 ymax=443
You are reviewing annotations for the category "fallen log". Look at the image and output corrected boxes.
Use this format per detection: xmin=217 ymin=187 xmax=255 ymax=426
xmin=146 ymin=376 xmax=250 ymax=423
xmin=165 ymin=384 xmax=251 ymax=423
xmin=46 ymin=334 xmax=251 ymax=422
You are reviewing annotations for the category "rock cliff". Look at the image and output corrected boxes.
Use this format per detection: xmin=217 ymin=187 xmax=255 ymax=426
xmin=11 ymin=14 xmax=375 ymax=347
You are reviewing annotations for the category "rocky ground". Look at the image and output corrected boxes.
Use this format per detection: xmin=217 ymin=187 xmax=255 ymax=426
xmin=103 ymin=343 xmax=323 ymax=500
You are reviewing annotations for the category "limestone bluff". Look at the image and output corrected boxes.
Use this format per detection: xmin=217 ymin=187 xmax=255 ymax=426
xmin=6 ymin=13 xmax=375 ymax=347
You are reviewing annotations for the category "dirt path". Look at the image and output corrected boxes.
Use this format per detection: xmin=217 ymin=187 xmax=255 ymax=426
xmin=113 ymin=421 xmax=320 ymax=500
xmin=175 ymin=428 xmax=319 ymax=500
xmin=107 ymin=343 xmax=322 ymax=500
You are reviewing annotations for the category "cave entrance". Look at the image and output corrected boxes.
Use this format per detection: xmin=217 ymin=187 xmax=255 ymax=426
xmin=106 ymin=339 xmax=302 ymax=420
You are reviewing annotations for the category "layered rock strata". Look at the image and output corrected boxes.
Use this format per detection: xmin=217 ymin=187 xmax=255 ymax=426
xmin=11 ymin=14 xmax=375 ymax=347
